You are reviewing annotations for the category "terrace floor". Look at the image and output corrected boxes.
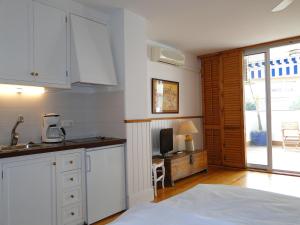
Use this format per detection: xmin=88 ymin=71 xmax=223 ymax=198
xmin=247 ymin=145 xmax=300 ymax=172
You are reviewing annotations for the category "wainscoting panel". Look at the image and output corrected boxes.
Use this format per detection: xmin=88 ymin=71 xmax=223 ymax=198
xmin=125 ymin=122 xmax=153 ymax=207
xmin=151 ymin=118 xmax=203 ymax=154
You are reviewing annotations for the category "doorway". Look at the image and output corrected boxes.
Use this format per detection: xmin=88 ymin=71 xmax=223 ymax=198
xmin=244 ymin=41 xmax=300 ymax=173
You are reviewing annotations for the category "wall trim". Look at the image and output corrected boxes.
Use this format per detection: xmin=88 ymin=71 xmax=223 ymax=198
xmin=124 ymin=119 xmax=152 ymax=123
xmin=124 ymin=115 xmax=203 ymax=123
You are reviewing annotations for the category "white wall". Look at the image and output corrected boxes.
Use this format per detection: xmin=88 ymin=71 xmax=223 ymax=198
xmin=147 ymin=42 xmax=201 ymax=118
xmin=151 ymin=118 xmax=202 ymax=155
xmin=124 ymin=11 xmax=148 ymax=120
xmin=147 ymin=41 xmax=203 ymax=152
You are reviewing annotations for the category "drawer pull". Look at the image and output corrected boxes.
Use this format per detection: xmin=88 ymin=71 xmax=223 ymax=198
xmin=70 ymin=177 xmax=74 ymax=181
xmin=69 ymin=160 xmax=73 ymax=164
xmin=71 ymin=212 xmax=75 ymax=216
xmin=70 ymin=195 xmax=74 ymax=198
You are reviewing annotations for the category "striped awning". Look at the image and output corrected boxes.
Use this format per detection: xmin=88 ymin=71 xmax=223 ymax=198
xmin=247 ymin=56 xmax=299 ymax=79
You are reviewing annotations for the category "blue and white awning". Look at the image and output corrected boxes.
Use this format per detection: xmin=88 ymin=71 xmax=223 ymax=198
xmin=247 ymin=56 xmax=299 ymax=80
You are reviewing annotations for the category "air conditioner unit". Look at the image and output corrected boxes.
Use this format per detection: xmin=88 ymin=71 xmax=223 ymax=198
xmin=151 ymin=46 xmax=185 ymax=66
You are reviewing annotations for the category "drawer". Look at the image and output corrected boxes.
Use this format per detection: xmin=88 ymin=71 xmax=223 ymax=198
xmin=171 ymin=155 xmax=190 ymax=166
xmin=171 ymin=158 xmax=191 ymax=181
xmin=63 ymin=187 xmax=82 ymax=207
xmin=60 ymin=153 xmax=81 ymax=172
xmin=62 ymin=170 xmax=81 ymax=189
xmin=62 ymin=203 xmax=83 ymax=225
xmin=191 ymin=152 xmax=207 ymax=173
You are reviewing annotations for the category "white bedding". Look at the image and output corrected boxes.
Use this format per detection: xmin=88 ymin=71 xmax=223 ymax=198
xmin=111 ymin=185 xmax=300 ymax=225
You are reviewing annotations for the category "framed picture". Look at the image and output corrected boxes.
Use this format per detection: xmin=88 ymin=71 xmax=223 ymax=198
xmin=152 ymin=78 xmax=179 ymax=114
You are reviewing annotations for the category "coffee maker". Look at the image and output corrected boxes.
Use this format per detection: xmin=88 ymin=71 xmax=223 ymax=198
xmin=42 ymin=113 xmax=66 ymax=143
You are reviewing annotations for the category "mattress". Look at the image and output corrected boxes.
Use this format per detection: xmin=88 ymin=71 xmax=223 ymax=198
xmin=110 ymin=184 xmax=300 ymax=225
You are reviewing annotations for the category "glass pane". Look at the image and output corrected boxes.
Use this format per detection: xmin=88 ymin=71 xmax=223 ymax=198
xmin=244 ymin=53 xmax=268 ymax=166
xmin=270 ymin=43 xmax=300 ymax=172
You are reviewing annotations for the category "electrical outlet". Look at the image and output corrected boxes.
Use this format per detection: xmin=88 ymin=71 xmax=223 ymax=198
xmin=61 ymin=120 xmax=74 ymax=128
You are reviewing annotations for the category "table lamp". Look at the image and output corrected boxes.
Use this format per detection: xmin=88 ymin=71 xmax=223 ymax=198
xmin=178 ymin=120 xmax=198 ymax=151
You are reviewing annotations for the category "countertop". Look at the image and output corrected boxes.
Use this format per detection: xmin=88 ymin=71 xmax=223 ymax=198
xmin=0 ymin=137 xmax=126 ymax=159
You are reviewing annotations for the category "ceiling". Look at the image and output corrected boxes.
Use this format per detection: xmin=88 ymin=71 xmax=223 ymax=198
xmin=77 ymin=0 xmax=300 ymax=55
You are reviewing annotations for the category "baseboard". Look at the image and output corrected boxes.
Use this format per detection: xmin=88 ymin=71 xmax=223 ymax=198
xmin=127 ymin=188 xmax=154 ymax=208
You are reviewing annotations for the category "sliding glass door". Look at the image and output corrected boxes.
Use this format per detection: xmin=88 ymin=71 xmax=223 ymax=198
xmin=244 ymin=41 xmax=300 ymax=173
xmin=244 ymin=52 xmax=270 ymax=169
xmin=270 ymin=43 xmax=300 ymax=173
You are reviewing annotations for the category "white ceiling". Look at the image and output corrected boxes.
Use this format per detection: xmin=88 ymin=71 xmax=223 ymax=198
xmin=77 ymin=0 xmax=300 ymax=55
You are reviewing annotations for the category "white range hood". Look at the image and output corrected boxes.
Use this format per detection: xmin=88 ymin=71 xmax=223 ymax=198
xmin=70 ymin=14 xmax=117 ymax=86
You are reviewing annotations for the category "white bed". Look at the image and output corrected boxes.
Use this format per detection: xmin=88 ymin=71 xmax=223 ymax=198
xmin=110 ymin=184 xmax=300 ymax=225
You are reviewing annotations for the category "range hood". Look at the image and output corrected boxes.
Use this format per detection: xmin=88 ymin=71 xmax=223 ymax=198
xmin=70 ymin=14 xmax=117 ymax=85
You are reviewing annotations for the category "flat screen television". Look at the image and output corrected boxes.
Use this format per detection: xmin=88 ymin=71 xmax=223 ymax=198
xmin=160 ymin=128 xmax=173 ymax=157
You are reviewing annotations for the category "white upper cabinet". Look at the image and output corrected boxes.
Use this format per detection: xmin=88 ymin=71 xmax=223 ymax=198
xmin=0 ymin=0 xmax=34 ymax=83
xmin=33 ymin=1 xmax=68 ymax=87
xmin=0 ymin=0 xmax=69 ymax=88
xmin=71 ymin=14 xmax=117 ymax=85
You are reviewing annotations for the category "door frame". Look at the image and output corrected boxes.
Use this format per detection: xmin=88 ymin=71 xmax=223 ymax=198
xmin=244 ymin=48 xmax=272 ymax=171
xmin=244 ymin=38 xmax=300 ymax=173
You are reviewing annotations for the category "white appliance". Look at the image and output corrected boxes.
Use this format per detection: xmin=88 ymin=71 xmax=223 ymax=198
xmin=85 ymin=145 xmax=126 ymax=224
xmin=41 ymin=113 xmax=65 ymax=143
xmin=70 ymin=14 xmax=117 ymax=86
xmin=151 ymin=46 xmax=185 ymax=66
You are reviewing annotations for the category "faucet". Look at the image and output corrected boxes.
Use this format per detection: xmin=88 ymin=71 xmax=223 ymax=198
xmin=10 ymin=115 xmax=24 ymax=146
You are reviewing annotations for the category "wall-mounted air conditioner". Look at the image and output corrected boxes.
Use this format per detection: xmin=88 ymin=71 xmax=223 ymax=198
xmin=151 ymin=46 xmax=185 ymax=66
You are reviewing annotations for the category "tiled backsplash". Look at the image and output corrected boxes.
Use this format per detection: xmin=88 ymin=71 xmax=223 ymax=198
xmin=0 ymin=90 xmax=125 ymax=145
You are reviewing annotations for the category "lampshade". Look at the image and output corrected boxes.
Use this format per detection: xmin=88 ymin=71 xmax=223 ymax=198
xmin=178 ymin=120 xmax=198 ymax=135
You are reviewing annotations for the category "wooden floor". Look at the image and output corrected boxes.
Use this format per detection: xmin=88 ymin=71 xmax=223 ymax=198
xmin=94 ymin=166 xmax=300 ymax=225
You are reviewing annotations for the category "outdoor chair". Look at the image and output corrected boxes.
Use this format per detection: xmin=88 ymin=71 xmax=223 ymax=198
xmin=281 ymin=122 xmax=300 ymax=149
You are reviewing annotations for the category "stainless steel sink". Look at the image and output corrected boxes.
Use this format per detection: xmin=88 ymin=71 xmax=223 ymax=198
xmin=0 ymin=143 xmax=43 ymax=151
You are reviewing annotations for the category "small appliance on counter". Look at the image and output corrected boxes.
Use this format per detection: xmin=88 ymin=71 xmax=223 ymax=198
xmin=41 ymin=113 xmax=66 ymax=143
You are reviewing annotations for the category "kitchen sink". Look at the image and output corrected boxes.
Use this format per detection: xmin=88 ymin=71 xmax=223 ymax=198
xmin=0 ymin=143 xmax=43 ymax=151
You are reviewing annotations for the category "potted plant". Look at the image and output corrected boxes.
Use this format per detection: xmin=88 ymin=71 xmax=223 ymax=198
xmin=246 ymin=80 xmax=267 ymax=146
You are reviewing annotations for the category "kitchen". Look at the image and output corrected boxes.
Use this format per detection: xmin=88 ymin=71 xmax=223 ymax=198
xmin=0 ymin=0 xmax=153 ymax=224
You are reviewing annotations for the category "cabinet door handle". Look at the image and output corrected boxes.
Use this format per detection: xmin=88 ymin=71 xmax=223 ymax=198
xmin=30 ymin=72 xmax=35 ymax=76
xmin=70 ymin=177 xmax=74 ymax=181
xmin=69 ymin=160 xmax=73 ymax=164
xmin=86 ymin=154 xmax=91 ymax=173
xmin=71 ymin=212 xmax=75 ymax=216
xmin=70 ymin=194 xmax=74 ymax=198
xmin=35 ymin=72 xmax=39 ymax=76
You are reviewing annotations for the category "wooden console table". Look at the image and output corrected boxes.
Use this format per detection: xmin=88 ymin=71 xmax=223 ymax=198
xmin=154 ymin=150 xmax=208 ymax=186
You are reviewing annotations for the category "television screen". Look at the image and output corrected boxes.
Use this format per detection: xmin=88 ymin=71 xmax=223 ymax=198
xmin=160 ymin=128 xmax=173 ymax=156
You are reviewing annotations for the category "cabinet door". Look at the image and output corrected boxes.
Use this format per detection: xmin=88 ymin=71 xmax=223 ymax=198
xmin=202 ymin=56 xmax=222 ymax=165
xmin=33 ymin=1 xmax=68 ymax=86
xmin=0 ymin=0 xmax=34 ymax=82
xmin=221 ymin=50 xmax=246 ymax=168
xmin=2 ymin=156 xmax=56 ymax=225
xmin=86 ymin=146 xmax=126 ymax=224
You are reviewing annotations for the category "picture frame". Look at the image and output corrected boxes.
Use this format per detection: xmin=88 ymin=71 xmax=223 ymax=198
xmin=152 ymin=78 xmax=179 ymax=114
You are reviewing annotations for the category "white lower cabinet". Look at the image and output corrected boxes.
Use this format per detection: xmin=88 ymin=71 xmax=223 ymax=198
xmin=56 ymin=150 xmax=86 ymax=225
xmin=1 ymin=154 xmax=57 ymax=225
xmin=86 ymin=145 xmax=126 ymax=224
xmin=0 ymin=149 xmax=86 ymax=225
xmin=0 ymin=146 xmax=126 ymax=225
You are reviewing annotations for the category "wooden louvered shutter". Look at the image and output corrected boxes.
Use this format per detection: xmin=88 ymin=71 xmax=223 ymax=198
xmin=220 ymin=50 xmax=245 ymax=168
xmin=202 ymin=56 xmax=222 ymax=165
